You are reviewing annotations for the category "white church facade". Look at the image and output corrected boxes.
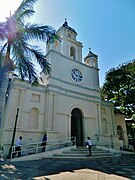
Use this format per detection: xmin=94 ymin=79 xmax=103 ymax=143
xmin=1 ymin=21 xmax=128 ymax=155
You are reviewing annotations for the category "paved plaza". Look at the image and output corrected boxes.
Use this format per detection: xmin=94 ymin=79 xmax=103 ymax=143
xmin=0 ymin=154 xmax=135 ymax=180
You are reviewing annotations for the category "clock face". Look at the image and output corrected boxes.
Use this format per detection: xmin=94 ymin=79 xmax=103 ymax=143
xmin=71 ymin=68 xmax=83 ymax=82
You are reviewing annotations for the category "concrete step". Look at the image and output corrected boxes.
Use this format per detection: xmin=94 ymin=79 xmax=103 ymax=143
xmin=68 ymin=149 xmax=110 ymax=153
xmin=50 ymin=155 xmax=118 ymax=160
xmin=53 ymin=154 xmax=88 ymax=157
xmin=51 ymin=146 xmax=119 ymax=159
xmin=72 ymin=147 xmax=108 ymax=152
xmin=46 ymin=154 xmax=120 ymax=160
xmin=53 ymin=152 xmax=115 ymax=157
xmin=62 ymin=151 xmax=113 ymax=155
xmin=67 ymin=148 xmax=110 ymax=154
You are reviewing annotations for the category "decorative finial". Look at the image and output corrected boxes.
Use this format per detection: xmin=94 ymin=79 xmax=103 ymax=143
xmin=89 ymin=48 xmax=91 ymax=52
xmin=63 ymin=18 xmax=68 ymax=26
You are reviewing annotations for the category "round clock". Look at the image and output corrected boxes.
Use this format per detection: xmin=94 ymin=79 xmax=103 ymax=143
xmin=71 ymin=68 xmax=83 ymax=82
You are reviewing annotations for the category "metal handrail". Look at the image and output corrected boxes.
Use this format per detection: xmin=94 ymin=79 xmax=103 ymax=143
xmin=11 ymin=136 xmax=76 ymax=159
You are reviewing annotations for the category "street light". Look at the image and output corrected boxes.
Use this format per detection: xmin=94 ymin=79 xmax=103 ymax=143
xmin=132 ymin=123 xmax=135 ymax=138
xmin=7 ymin=107 xmax=20 ymax=159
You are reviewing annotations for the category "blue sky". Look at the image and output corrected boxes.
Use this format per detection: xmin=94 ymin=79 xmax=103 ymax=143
xmin=1 ymin=0 xmax=135 ymax=86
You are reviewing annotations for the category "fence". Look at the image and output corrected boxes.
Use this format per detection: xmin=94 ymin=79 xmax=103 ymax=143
xmin=95 ymin=134 xmax=135 ymax=154
xmin=10 ymin=136 xmax=76 ymax=159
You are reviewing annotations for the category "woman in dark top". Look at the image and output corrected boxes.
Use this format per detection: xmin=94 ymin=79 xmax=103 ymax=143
xmin=41 ymin=133 xmax=47 ymax=152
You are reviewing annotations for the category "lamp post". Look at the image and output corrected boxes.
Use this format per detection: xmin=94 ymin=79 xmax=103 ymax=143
xmin=132 ymin=123 xmax=135 ymax=138
xmin=7 ymin=107 xmax=20 ymax=159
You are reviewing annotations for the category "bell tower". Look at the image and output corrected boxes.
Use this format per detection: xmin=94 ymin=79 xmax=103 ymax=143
xmin=46 ymin=19 xmax=83 ymax=62
xmin=84 ymin=48 xmax=98 ymax=68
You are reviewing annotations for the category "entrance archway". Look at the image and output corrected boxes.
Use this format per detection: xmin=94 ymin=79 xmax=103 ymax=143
xmin=71 ymin=108 xmax=83 ymax=146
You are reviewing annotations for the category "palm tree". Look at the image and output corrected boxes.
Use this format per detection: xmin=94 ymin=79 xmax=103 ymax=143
xmin=0 ymin=0 xmax=57 ymax=136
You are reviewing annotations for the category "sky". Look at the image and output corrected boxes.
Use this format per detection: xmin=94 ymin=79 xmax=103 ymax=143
xmin=0 ymin=0 xmax=135 ymax=86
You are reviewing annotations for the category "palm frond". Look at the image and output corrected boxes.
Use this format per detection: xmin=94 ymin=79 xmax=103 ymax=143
xmin=13 ymin=0 xmax=37 ymax=23
xmin=24 ymin=23 xmax=56 ymax=42
xmin=15 ymin=55 xmax=37 ymax=82
xmin=0 ymin=43 xmax=8 ymax=54
xmin=47 ymin=33 xmax=61 ymax=44
xmin=0 ymin=42 xmax=8 ymax=67
xmin=14 ymin=9 xmax=35 ymax=22
xmin=11 ymin=38 xmax=41 ymax=81
xmin=11 ymin=40 xmax=30 ymax=78
xmin=0 ymin=22 xmax=7 ymax=41
xmin=26 ymin=46 xmax=51 ymax=75
xmin=0 ymin=0 xmax=56 ymax=82
xmin=12 ymin=35 xmax=51 ymax=77
xmin=15 ymin=0 xmax=37 ymax=15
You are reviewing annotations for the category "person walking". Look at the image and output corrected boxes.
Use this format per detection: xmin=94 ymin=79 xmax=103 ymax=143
xmin=86 ymin=137 xmax=92 ymax=156
xmin=12 ymin=136 xmax=22 ymax=158
xmin=41 ymin=133 xmax=47 ymax=152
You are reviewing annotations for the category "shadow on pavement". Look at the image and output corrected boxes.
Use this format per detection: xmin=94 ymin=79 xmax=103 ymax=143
xmin=0 ymin=154 xmax=135 ymax=179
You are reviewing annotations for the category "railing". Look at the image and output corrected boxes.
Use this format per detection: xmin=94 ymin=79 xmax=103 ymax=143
xmin=10 ymin=136 xmax=76 ymax=159
xmin=95 ymin=134 xmax=135 ymax=154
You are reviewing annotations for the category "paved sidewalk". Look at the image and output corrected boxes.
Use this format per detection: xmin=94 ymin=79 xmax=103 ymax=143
xmin=0 ymin=154 xmax=135 ymax=179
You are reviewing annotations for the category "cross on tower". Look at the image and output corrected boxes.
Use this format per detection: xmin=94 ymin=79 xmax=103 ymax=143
xmin=63 ymin=18 xmax=68 ymax=26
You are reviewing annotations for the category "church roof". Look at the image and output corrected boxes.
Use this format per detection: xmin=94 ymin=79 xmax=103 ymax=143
xmin=84 ymin=49 xmax=98 ymax=61
xmin=62 ymin=20 xmax=77 ymax=34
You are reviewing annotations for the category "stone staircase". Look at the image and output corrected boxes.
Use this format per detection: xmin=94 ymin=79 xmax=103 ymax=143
xmin=48 ymin=146 xmax=120 ymax=160
xmin=11 ymin=146 xmax=121 ymax=162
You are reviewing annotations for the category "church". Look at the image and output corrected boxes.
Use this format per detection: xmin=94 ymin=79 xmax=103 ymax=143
xmin=1 ymin=20 xmax=128 ymax=155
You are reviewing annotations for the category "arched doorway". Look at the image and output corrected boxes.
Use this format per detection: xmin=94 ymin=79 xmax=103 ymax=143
xmin=71 ymin=108 xmax=83 ymax=146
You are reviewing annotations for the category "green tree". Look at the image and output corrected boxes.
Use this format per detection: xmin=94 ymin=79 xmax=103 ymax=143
xmin=0 ymin=0 xmax=58 ymax=130
xmin=101 ymin=60 xmax=135 ymax=118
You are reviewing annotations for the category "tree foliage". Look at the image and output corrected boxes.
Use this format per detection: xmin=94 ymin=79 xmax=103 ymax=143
xmin=0 ymin=0 xmax=59 ymax=82
xmin=101 ymin=60 xmax=135 ymax=118
xmin=0 ymin=0 xmax=59 ymax=129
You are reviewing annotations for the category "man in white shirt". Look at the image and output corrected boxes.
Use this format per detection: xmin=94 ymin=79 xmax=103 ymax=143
xmin=12 ymin=136 xmax=22 ymax=158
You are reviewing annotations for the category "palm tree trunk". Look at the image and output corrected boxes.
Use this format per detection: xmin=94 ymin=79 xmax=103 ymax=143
xmin=0 ymin=66 xmax=9 ymax=145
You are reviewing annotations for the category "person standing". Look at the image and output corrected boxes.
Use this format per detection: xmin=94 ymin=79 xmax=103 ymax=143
xmin=87 ymin=137 xmax=92 ymax=156
xmin=41 ymin=133 xmax=47 ymax=152
xmin=12 ymin=136 xmax=22 ymax=158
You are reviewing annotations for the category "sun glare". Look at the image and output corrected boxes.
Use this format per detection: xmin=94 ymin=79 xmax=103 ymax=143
xmin=0 ymin=0 xmax=22 ymax=21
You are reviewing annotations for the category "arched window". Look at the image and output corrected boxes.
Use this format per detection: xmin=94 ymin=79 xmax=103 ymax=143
xmin=93 ymin=59 xmax=97 ymax=67
xmin=70 ymin=46 xmax=76 ymax=59
xmin=55 ymin=41 xmax=58 ymax=48
xmin=29 ymin=108 xmax=39 ymax=129
xmin=117 ymin=125 xmax=124 ymax=140
xmin=68 ymin=33 xmax=71 ymax=38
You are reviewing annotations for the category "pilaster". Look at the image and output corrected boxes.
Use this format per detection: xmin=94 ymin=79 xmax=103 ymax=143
xmin=96 ymin=103 xmax=102 ymax=134
xmin=45 ymin=93 xmax=58 ymax=131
